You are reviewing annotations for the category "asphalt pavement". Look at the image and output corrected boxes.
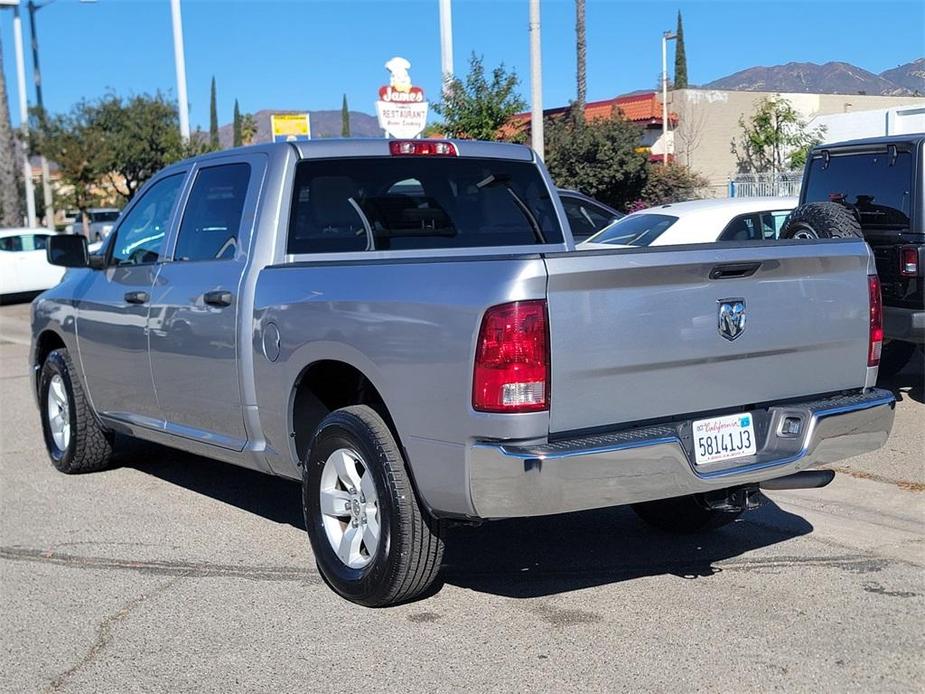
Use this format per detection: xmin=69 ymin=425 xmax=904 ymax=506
xmin=1 ymin=301 xmax=923 ymax=693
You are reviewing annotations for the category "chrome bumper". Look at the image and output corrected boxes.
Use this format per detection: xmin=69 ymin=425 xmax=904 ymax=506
xmin=469 ymin=389 xmax=895 ymax=519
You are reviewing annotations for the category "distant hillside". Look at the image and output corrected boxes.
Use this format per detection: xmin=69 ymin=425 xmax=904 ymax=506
xmin=217 ymin=109 xmax=381 ymax=147
xmin=880 ymin=58 xmax=925 ymax=95
xmin=704 ymin=59 xmax=924 ymax=96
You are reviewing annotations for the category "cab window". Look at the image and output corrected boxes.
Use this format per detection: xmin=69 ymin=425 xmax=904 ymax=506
xmin=110 ymin=174 xmax=185 ymax=265
xmin=174 ymin=163 xmax=251 ymax=262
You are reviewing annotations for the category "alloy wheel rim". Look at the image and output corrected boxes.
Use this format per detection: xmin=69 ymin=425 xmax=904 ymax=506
xmin=47 ymin=374 xmax=71 ymax=452
xmin=319 ymin=448 xmax=381 ymax=569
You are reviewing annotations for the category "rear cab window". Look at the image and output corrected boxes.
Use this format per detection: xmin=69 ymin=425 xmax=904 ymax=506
xmin=286 ymin=157 xmax=563 ymax=254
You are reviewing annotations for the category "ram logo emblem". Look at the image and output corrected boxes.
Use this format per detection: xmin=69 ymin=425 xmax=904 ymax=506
xmin=718 ymin=299 xmax=747 ymax=341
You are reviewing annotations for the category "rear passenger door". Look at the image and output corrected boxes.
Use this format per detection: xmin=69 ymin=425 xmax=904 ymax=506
xmin=147 ymin=155 xmax=265 ymax=450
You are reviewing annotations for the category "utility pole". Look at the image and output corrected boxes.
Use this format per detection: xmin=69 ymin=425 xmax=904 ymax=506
xmin=528 ymin=0 xmax=543 ymax=159
xmin=661 ymin=30 xmax=677 ymax=165
xmin=12 ymin=3 xmax=36 ymax=227
xmin=27 ymin=0 xmax=53 ymax=230
xmin=438 ymin=0 xmax=453 ymax=95
xmin=170 ymin=0 xmax=190 ymax=142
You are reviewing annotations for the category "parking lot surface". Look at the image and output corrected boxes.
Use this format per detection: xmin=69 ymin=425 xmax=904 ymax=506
xmin=1 ymin=302 xmax=923 ymax=692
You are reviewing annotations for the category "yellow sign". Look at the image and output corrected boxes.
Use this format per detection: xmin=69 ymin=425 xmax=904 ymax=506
xmin=270 ymin=113 xmax=311 ymax=142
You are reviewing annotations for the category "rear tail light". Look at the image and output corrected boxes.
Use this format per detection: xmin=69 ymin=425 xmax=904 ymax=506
xmin=389 ymin=140 xmax=458 ymax=156
xmin=900 ymin=246 xmax=919 ymax=277
xmin=473 ymin=300 xmax=549 ymax=413
xmin=868 ymin=274 xmax=883 ymax=367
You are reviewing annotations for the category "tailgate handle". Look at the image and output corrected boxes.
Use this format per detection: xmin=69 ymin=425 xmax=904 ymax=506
xmin=709 ymin=262 xmax=761 ymax=280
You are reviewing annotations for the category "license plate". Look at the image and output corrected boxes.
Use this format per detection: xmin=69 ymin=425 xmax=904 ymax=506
xmin=692 ymin=412 xmax=757 ymax=465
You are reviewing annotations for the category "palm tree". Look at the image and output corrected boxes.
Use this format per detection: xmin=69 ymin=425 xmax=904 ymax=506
xmin=0 ymin=36 xmax=23 ymax=226
xmin=575 ymin=0 xmax=586 ymax=116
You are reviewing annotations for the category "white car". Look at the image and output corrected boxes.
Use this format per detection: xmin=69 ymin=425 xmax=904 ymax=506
xmin=579 ymin=197 xmax=798 ymax=248
xmin=0 ymin=228 xmax=65 ymax=303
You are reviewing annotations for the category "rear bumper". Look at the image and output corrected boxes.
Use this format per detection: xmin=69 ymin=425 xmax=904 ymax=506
xmin=883 ymin=305 xmax=925 ymax=344
xmin=469 ymin=389 xmax=895 ymax=519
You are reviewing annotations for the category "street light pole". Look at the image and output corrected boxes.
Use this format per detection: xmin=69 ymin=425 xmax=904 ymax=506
xmin=528 ymin=0 xmax=543 ymax=159
xmin=170 ymin=0 xmax=190 ymax=142
xmin=11 ymin=3 xmax=36 ymax=227
xmin=438 ymin=0 xmax=453 ymax=96
xmin=661 ymin=30 xmax=676 ymax=165
xmin=27 ymin=0 xmax=54 ymax=230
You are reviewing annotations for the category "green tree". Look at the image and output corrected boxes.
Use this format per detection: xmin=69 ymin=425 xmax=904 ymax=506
xmin=544 ymin=111 xmax=648 ymax=211
xmin=240 ymin=113 xmax=257 ymax=145
xmin=341 ymin=94 xmax=350 ymax=137
xmin=209 ymin=76 xmax=219 ymax=148
xmin=233 ymin=99 xmax=242 ymax=147
xmin=731 ymin=96 xmax=825 ymax=174
xmin=674 ymin=11 xmax=688 ymax=89
xmin=432 ymin=53 xmax=527 ymax=141
xmin=91 ymin=93 xmax=188 ymax=201
xmin=30 ymin=104 xmax=107 ymax=236
xmin=639 ymin=162 xmax=707 ymax=207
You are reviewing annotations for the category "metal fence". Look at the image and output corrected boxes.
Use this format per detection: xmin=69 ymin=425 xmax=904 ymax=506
xmin=729 ymin=172 xmax=802 ymax=198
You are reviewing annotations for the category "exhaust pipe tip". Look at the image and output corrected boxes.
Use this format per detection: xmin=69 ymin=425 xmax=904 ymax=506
xmin=759 ymin=469 xmax=835 ymax=491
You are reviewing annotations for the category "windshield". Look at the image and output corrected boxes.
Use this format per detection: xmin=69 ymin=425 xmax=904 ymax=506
xmin=287 ymin=157 xmax=563 ymax=254
xmin=803 ymin=148 xmax=914 ymax=229
xmin=585 ymin=213 xmax=678 ymax=246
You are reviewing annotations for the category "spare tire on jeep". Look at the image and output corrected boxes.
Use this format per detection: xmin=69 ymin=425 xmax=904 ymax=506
xmin=780 ymin=202 xmax=864 ymax=240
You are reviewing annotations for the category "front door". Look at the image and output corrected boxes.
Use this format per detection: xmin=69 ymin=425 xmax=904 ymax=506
xmin=76 ymin=172 xmax=187 ymax=425
xmin=148 ymin=159 xmax=259 ymax=450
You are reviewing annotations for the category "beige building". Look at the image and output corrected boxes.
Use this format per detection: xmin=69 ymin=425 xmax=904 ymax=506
xmin=664 ymin=89 xmax=925 ymax=196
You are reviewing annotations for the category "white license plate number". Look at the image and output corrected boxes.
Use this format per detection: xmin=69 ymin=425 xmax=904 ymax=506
xmin=692 ymin=412 xmax=757 ymax=465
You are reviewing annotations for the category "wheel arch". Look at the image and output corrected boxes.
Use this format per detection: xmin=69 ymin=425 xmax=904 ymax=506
xmin=33 ymin=329 xmax=67 ymax=396
xmin=287 ymin=359 xmax=403 ymax=470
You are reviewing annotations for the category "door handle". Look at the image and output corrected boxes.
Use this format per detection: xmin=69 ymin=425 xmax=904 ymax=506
xmin=203 ymin=290 xmax=233 ymax=307
xmin=124 ymin=291 xmax=149 ymax=304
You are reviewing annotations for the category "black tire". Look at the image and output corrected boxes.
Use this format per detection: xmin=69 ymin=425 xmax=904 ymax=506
xmin=39 ymin=348 xmax=113 ymax=474
xmin=877 ymin=340 xmax=918 ymax=379
xmin=780 ymin=202 xmax=863 ymax=240
xmin=302 ymin=405 xmax=444 ymax=607
xmin=632 ymin=494 xmax=741 ymax=533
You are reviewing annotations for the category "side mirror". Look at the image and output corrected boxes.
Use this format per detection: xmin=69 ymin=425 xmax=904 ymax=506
xmin=47 ymin=234 xmax=89 ymax=268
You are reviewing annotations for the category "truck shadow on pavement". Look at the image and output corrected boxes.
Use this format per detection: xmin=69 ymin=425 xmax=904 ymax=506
xmin=880 ymin=356 xmax=924 ymax=405
xmin=119 ymin=439 xmax=813 ymax=601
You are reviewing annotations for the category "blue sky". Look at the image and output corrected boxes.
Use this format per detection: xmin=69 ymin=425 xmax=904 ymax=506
xmin=2 ymin=0 xmax=923 ymax=130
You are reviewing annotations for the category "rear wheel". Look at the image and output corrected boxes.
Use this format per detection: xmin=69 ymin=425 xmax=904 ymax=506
xmin=632 ymin=494 xmax=741 ymax=533
xmin=779 ymin=202 xmax=863 ymax=240
xmin=302 ymin=405 xmax=444 ymax=606
xmin=877 ymin=340 xmax=918 ymax=379
xmin=39 ymin=349 xmax=113 ymax=474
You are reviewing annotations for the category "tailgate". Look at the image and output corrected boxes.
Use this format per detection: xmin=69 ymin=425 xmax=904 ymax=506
xmin=545 ymin=241 xmax=872 ymax=433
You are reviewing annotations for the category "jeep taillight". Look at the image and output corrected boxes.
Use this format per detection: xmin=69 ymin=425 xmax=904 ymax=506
xmin=900 ymin=246 xmax=919 ymax=277
xmin=868 ymin=275 xmax=883 ymax=367
xmin=473 ymin=300 xmax=549 ymax=413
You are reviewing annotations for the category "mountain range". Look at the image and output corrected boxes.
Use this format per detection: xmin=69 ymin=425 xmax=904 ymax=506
xmin=704 ymin=58 xmax=924 ymax=96
xmin=217 ymin=59 xmax=924 ymax=143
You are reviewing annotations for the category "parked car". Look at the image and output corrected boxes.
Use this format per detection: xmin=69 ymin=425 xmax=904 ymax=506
xmin=557 ymin=188 xmax=623 ymax=241
xmin=580 ymin=197 xmax=798 ymax=248
xmin=34 ymin=140 xmax=894 ymax=607
xmin=0 ymin=228 xmax=64 ymax=304
xmin=779 ymin=135 xmax=924 ymax=378
xmin=66 ymin=208 xmax=121 ymax=242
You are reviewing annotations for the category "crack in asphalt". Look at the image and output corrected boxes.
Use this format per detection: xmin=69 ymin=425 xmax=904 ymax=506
xmin=43 ymin=576 xmax=183 ymax=694
xmin=0 ymin=546 xmax=320 ymax=583
xmin=0 ymin=544 xmax=894 ymax=584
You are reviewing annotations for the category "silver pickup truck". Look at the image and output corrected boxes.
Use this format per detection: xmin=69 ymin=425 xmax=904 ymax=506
xmin=33 ymin=139 xmax=895 ymax=606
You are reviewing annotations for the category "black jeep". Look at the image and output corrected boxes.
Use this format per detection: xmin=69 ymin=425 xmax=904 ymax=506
xmin=781 ymin=135 xmax=924 ymax=377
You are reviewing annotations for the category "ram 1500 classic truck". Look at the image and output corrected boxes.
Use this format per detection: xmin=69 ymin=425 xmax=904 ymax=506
xmin=33 ymin=139 xmax=895 ymax=606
